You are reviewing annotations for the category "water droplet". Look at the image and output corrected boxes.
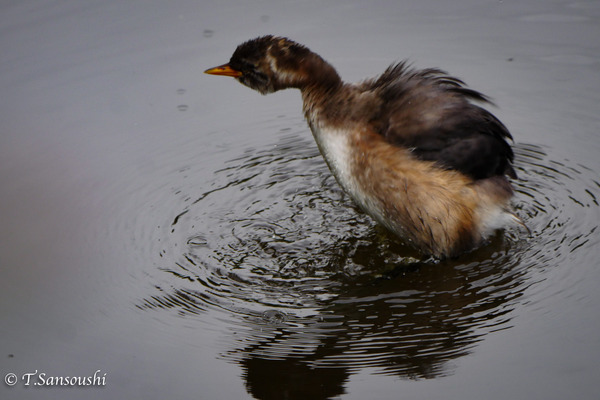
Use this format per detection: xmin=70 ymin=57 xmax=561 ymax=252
xmin=262 ymin=309 xmax=287 ymax=324
xmin=203 ymin=29 xmax=214 ymax=38
xmin=177 ymin=88 xmax=186 ymax=95
xmin=187 ymin=235 xmax=208 ymax=247
xmin=177 ymin=105 xmax=188 ymax=112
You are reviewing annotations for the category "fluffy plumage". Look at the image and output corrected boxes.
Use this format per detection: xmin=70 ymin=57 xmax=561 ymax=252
xmin=360 ymin=62 xmax=516 ymax=180
xmin=205 ymin=35 xmax=523 ymax=258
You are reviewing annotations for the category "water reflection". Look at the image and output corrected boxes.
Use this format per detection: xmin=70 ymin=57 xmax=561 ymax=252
xmin=138 ymin=127 xmax=599 ymax=397
xmin=222 ymin=250 xmax=528 ymax=397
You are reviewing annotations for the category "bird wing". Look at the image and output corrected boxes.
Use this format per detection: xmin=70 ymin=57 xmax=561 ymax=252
xmin=362 ymin=62 xmax=516 ymax=180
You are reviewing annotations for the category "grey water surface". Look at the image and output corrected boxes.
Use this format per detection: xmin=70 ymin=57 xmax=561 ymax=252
xmin=2 ymin=1 xmax=600 ymax=399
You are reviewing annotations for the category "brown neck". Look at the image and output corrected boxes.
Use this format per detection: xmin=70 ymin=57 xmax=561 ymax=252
xmin=281 ymin=50 xmax=338 ymax=90
xmin=298 ymin=54 xmax=344 ymax=122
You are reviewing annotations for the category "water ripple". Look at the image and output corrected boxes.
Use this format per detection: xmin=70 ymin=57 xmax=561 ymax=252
xmin=137 ymin=128 xmax=600 ymax=380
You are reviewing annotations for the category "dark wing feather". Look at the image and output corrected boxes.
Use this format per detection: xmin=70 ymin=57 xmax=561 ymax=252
xmin=363 ymin=62 xmax=516 ymax=180
xmin=406 ymin=105 xmax=517 ymax=180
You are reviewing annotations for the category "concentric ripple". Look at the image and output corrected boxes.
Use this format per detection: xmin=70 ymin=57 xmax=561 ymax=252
xmin=137 ymin=125 xmax=600 ymax=381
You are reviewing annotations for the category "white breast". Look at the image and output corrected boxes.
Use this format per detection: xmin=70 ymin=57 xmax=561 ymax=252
xmin=307 ymin=121 xmax=385 ymax=222
xmin=309 ymin=123 xmax=353 ymax=188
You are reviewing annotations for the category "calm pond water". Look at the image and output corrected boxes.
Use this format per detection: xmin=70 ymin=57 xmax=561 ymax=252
xmin=2 ymin=1 xmax=600 ymax=399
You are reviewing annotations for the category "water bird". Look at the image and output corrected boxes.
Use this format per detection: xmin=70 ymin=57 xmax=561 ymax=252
xmin=205 ymin=35 xmax=525 ymax=258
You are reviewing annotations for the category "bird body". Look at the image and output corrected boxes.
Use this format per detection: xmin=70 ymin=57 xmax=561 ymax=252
xmin=205 ymin=36 xmax=522 ymax=258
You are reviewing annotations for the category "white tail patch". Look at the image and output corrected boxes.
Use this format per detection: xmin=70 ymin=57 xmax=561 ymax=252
xmin=480 ymin=207 xmax=530 ymax=239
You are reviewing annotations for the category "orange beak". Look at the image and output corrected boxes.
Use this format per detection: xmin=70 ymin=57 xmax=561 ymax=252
xmin=204 ymin=63 xmax=242 ymax=77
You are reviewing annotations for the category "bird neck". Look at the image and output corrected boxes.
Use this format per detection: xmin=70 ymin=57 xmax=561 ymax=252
xmin=296 ymin=54 xmax=345 ymax=124
xmin=279 ymin=50 xmax=339 ymax=91
xmin=303 ymin=53 xmax=341 ymax=86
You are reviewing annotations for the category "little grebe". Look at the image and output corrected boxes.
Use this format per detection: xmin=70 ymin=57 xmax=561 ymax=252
xmin=205 ymin=35 xmax=524 ymax=258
